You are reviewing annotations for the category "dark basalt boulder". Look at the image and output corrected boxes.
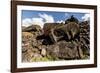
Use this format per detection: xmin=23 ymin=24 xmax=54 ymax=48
xmin=79 ymin=21 xmax=90 ymax=56
xmin=22 ymin=15 xmax=90 ymax=62
xmin=46 ymin=41 xmax=84 ymax=59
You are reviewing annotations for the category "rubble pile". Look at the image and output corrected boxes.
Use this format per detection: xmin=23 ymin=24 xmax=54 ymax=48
xmin=22 ymin=16 xmax=90 ymax=62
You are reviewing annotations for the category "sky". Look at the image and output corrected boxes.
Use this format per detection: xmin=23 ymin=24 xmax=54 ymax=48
xmin=22 ymin=10 xmax=90 ymax=28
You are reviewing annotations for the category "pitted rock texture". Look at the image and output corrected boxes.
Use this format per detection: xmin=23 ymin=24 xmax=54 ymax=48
xmin=22 ymin=16 xmax=90 ymax=62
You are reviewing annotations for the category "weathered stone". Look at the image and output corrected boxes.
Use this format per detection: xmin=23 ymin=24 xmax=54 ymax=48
xmin=43 ymin=22 xmax=80 ymax=43
xmin=33 ymin=53 xmax=42 ymax=58
xmin=47 ymin=41 xmax=83 ymax=59
xmin=41 ymin=48 xmax=46 ymax=56
xmin=22 ymin=25 xmax=42 ymax=32
xmin=22 ymin=16 xmax=90 ymax=62
xmin=22 ymin=32 xmax=33 ymax=41
xmin=38 ymin=45 xmax=46 ymax=50
xmin=79 ymin=21 xmax=90 ymax=56
xmin=30 ymin=53 xmax=42 ymax=62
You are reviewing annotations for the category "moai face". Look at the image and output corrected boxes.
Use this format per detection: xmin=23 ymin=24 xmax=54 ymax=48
xmin=49 ymin=22 xmax=80 ymax=43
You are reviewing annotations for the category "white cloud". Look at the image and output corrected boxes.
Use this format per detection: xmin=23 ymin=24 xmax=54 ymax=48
xmin=22 ymin=18 xmax=44 ymax=28
xmin=57 ymin=20 xmax=65 ymax=24
xmin=82 ymin=14 xmax=90 ymax=21
xmin=22 ymin=13 xmax=55 ymax=28
xmin=22 ymin=18 xmax=32 ymax=27
xmin=39 ymin=13 xmax=54 ymax=23
xmin=32 ymin=18 xmax=44 ymax=28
